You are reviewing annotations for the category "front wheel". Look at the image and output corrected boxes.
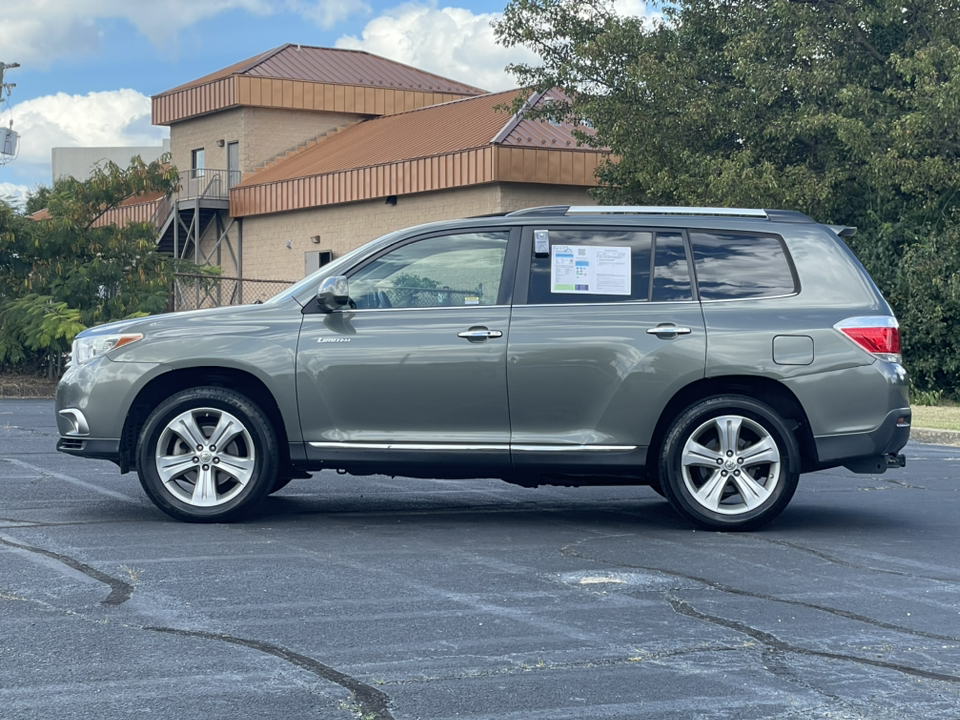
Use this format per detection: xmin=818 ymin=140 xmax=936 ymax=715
xmin=659 ymin=395 xmax=800 ymax=531
xmin=136 ymin=387 xmax=279 ymax=522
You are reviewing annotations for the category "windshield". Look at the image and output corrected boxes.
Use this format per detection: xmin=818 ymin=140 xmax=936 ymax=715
xmin=262 ymin=230 xmax=406 ymax=305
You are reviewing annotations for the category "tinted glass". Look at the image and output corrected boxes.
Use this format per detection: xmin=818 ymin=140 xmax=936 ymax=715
xmin=652 ymin=232 xmax=693 ymax=302
xmin=528 ymin=229 xmax=652 ymax=304
xmin=348 ymin=232 xmax=509 ymax=309
xmin=690 ymin=231 xmax=796 ymax=300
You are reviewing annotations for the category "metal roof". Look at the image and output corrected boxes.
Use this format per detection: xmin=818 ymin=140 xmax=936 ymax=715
xmin=239 ymin=89 xmax=605 ymax=187
xmin=161 ymin=44 xmax=486 ymax=97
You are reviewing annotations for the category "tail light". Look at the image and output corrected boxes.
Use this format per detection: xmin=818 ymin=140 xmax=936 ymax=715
xmin=834 ymin=317 xmax=901 ymax=363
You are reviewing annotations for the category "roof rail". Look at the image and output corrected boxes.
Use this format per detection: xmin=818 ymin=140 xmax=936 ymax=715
xmin=566 ymin=206 xmax=816 ymax=223
xmin=505 ymin=205 xmax=571 ymax=216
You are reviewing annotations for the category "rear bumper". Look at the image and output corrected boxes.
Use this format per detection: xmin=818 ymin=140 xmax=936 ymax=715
xmin=815 ymin=407 xmax=911 ymax=472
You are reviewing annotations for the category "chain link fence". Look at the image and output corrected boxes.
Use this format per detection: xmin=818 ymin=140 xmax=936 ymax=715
xmin=379 ymin=287 xmax=483 ymax=308
xmin=172 ymin=274 xmax=294 ymax=311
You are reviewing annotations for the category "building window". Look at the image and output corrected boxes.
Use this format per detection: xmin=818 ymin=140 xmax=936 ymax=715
xmin=191 ymin=148 xmax=205 ymax=179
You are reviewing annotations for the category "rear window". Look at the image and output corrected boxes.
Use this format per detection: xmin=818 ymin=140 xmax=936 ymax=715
xmin=690 ymin=231 xmax=797 ymax=300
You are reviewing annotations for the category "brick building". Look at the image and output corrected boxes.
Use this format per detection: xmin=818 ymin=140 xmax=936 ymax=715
xmin=105 ymin=44 xmax=609 ymax=296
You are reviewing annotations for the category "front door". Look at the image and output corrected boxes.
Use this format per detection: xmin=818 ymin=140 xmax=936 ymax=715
xmin=506 ymin=226 xmax=707 ymax=473
xmin=297 ymin=229 xmax=518 ymax=473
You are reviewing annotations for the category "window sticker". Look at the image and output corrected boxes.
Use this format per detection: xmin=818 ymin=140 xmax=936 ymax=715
xmin=551 ymin=245 xmax=632 ymax=295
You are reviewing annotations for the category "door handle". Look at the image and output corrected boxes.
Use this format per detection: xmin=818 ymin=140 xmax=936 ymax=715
xmin=646 ymin=324 xmax=692 ymax=337
xmin=458 ymin=327 xmax=503 ymax=341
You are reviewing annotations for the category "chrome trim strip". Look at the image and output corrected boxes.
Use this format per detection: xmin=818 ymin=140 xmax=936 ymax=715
xmin=516 ymin=300 xmax=699 ymax=309
xmin=512 ymin=444 xmax=637 ymax=452
xmin=343 ymin=305 xmax=508 ymax=314
xmin=309 ymin=442 xmax=510 ymax=451
xmin=699 ymin=292 xmax=799 ymax=303
xmin=308 ymin=441 xmax=637 ymax=452
xmin=58 ymin=409 xmax=90 ymax=436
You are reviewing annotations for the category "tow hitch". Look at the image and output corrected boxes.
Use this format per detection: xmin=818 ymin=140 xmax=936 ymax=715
xmin=887 ymin=453 xmax=907 ymax=469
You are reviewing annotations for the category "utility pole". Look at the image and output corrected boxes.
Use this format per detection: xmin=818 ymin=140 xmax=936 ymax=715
xmin=0 ymin=61 xmax=19 ymax=92
xmin=0 ymin=62 xmax=20 ymax=161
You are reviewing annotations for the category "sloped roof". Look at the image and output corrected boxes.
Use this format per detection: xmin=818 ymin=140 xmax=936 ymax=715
xmin=163 ymin=44 xmax=486 ymax=97
xmin=239 ymin=89 xmax=598 ymax=187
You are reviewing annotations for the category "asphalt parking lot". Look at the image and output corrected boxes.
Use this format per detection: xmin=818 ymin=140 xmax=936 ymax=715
xmin=2 ymin=397 xmax=959 ymax=719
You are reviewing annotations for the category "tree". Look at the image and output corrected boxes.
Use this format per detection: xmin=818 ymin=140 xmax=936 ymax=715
xmin=25 ymin=184 xmax=52 ymax=215
xmin=495 ymin=0 xmax=960 ymax=394
xmin=0 ymin=156 xmax=210 ymax=374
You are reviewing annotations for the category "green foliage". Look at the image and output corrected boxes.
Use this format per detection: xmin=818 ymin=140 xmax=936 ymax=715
xmin=0 ymin=155 xmax=211 ymax=371
xmin=495 ymin=0 xmax=960 ymax=394
xmin=387 ymin=273 xmax=442 ymax=307
xmin=893 ymin=226 xmax=960 ymax=395
xmin=25 ymin=184 xmax=52 ymax=215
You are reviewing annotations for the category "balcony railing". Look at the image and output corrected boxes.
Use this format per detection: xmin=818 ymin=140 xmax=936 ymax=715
xmin=178 ymin=168 xmax=242 ymax=200
xmin=151 ymin=168 xmax=242 ymax=231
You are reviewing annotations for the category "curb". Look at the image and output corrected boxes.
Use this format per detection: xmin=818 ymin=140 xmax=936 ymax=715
xmin=910 ymin=427 xmax=960 ymax=447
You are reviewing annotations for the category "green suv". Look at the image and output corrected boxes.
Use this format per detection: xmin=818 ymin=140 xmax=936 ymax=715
xmin=56 ymin=206 xmax=910 ymax=530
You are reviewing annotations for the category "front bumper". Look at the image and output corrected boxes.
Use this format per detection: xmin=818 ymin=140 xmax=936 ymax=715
xmin=55 ymin=357 xmax=169 ymax=464
xmin=56 ymin=436 xmax=122 ymax=462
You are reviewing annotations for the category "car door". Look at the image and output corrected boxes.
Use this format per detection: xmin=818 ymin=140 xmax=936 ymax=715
xmin=297 ymin=228 xmax=519 ymax=473
xmin=506 ymin=225 xmax=707 ymax=473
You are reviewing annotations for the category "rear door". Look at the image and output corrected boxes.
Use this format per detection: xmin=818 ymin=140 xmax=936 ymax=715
xmin=505 ymin=225 xmax=706 ymax=473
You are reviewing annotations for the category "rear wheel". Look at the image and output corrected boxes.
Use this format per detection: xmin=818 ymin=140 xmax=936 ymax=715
xmin=659 ymin=395 xmax=800 ymax=531
xmin=136 ymin=387 xmax=279 ymax=522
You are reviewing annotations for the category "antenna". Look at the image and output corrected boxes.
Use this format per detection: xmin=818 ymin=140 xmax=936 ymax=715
xmin=0 ymin=62 xmax=20 ymax=164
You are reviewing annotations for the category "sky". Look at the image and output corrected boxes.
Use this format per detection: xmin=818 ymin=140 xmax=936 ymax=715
xmin=0 ymin=0 xmax=656 ymax=208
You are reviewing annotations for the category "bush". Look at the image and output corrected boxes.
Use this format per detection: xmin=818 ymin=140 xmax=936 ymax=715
xmin=894 ymin=226 xmax=960 ymax=398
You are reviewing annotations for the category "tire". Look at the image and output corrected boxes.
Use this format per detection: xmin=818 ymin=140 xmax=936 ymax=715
xmin=659 ymin=395 xmax=800 ymax=531
xmin=136 ymin=387 xmax=279 ymax=522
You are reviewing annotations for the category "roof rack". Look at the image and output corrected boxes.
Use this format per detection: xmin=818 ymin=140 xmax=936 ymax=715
xmin=506 ymin=205 xmax=816 ymax=223
xmin=505 ymin=206 xmax=572 ymax=216
xmin=567 ymin=206 xmax=815 ymax=223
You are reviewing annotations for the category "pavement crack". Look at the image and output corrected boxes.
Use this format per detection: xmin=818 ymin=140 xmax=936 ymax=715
xmin=144 ymin=627 xmax=395 ymax=720
xmin=744 ymin=536 xmax=942 ymax=581
xmin=0 ymin=536 xmax=132 ymax=606
xmin=666 ymin=596 xmax=960 ymax=684
xmin=560 ymin=540 xmax=960 ymax=645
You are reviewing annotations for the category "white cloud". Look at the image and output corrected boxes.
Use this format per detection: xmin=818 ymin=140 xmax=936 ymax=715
xmin=285 ymin=0 xmax=370 ymax=29
xmin=8 ymin=89 xmax=165 ymax=166
xmin=336 ymin=2 xmax=540 ymax=92
xmin=335 ymin=2 xmax=664 ymax=93
xmin=613 ymin=0 xmax=664 ymax=27
xmin=0 ymin=0 xmax=363 ymax=66
xmin=0 ymin=182 xmax=30 ymax=209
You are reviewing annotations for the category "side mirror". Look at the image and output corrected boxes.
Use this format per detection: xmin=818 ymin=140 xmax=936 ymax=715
xmin=316 ymin=276 xmax=350 ymax=312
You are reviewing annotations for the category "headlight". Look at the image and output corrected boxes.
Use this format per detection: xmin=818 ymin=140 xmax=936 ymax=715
xmin=70 ymin=334 xmax=144 ymax=365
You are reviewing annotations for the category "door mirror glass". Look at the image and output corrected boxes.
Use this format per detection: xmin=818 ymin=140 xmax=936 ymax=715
xmin=316 ymin=276 xmax=349 ymax=312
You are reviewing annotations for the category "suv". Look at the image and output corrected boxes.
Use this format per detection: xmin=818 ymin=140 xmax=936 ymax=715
xmin=56 ymin=206 xmax=910 ymax=530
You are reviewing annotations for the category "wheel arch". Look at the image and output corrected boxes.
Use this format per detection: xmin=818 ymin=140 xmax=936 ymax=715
xmin=648 ymin=375 xmax=818 ymax=475
xmin=119 ymin=367 xmax=290 ymax=474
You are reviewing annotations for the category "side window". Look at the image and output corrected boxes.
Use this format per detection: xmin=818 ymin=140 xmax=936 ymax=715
xmin=528 ymin=229 xmax=652 ymax=304
xmin=690 ymin=231 xmax=797 ymax=300
xmin=652 ymin=232 xmax=693 ymax=302
xmin=348 ymin=232 xmax=509 ymax=309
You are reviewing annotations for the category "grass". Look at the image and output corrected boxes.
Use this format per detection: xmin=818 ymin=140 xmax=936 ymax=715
xmin=912 ymin=404 xmax=960 ymax=432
